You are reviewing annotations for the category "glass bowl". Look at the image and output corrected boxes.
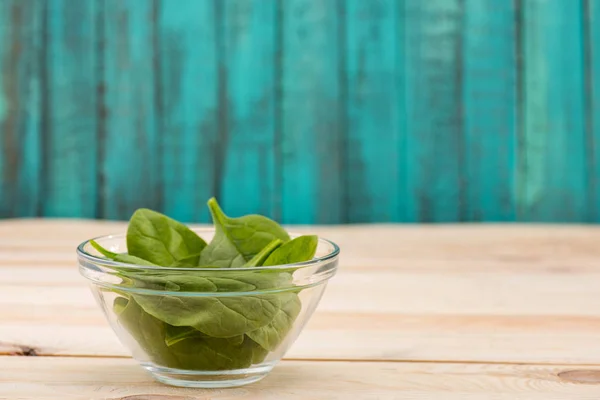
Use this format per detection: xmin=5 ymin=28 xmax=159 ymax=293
xmin=77 ymin=229 xmax=339 ymax=388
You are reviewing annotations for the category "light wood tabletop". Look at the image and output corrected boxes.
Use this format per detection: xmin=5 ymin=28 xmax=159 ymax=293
xmin=2 ymin=220 xmax=600 ymax=399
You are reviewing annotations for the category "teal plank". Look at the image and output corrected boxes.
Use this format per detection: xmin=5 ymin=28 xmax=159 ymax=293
xmin=345 ymin=0 xmax=401 ymax=223
xmin=43 ymin=0 xmax=98 ymax=218
xmin=588 ymin=0 xmax=600 ymax=221
xmin=518 ymin=0 xmax=587 ymax=221
xmin=158 ymin=0 xmax=218 ymax=223
xmin=101 ymin=0 xmax=159 ymax=220
xmin=462 ymin=0 xmax=517 ymax=221
xmin=0 ymin=0 xmax=42 ymax=217
xmin=219 ymin=0 xmax=278 ymax=219
xmin=404 ymin=0 xmax=465 ymax=222
xmin=280 ymin=0 xmax=344 ymax=224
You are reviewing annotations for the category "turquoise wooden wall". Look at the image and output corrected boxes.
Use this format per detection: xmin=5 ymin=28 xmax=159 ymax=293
xmin=0 ymin=0 xmax=597 ymax=223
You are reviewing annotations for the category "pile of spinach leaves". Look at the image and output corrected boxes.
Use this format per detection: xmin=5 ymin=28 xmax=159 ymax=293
xmin=91 ymin=198 xmax=318 ymax=371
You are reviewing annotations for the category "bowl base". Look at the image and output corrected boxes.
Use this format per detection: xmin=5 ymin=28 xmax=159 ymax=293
xmin=142 ymin=363 xmax=275 ymax=388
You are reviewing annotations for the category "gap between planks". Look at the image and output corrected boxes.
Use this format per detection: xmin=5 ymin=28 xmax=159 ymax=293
xmin=3 ymin=350 xmax=600 ymax=368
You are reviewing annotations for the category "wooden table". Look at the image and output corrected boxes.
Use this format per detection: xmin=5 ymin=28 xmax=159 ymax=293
xmin=3 ymin=221 xmax=600 ymax=399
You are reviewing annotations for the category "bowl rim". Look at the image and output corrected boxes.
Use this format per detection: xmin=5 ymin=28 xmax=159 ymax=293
xmin=77 ymin=228 xmax=340 ymax=272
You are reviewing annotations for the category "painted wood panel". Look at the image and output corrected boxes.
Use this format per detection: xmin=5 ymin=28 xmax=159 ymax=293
xmin=0 ymin=0 xmax=42 ymax=218
xmin=588 ymin=0 xmax=600 ymax=222
xmin=158 ymin=0 xmax=218 ymax=223
xmin=345 ymin=0 xmax=401 ymax=223
xmin=43 ymin=0 xmax=98 ymax=218
xmin=518 ymin=0 xmax=588 ymax=222
xmin=219 ymin=0 xmax=278 ymax=219
xmin=100 ymin=0 xmax=160 ymax=220
xmin=0 ymin=0 xmax=596 ymax=223
xmin=280 ymin=0 xmax=345 ymax=224
xmin=403 ymin=0 xmax=465 ymax=222
xmin=462 ymin=0 xmax=517 ymax=221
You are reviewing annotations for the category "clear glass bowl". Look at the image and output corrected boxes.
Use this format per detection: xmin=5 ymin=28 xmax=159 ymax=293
xmin=77 ymin=229 xmax=339 ymax=388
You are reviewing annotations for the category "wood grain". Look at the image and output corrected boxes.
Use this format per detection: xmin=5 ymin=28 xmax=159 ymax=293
xmin=463 ymin=0 xmax=517 ymax=221
xmin=219 ymin=0 xmax=278 ymax=219
xmin=100 ymin=0 xmax=160 ymax=219
xmin=158 ymin=0 xmax=218 ymax=223
xmin=3 ymin=221 xmax=600 ymax=397
xmin=3 ymin=221 xmax=600 ymax=366
xmin=4 ymin=268 xmax=600 ymax=363
xmin=42 ymin=0 xmax=98 ymax=218
xmin=345 ymin=0 xmax=401 ymax=223
xmin=403 ymin=0 xmax=465 ymax=222
xmin=0 ymin=0 xmax=42 ymax=218
xmin=3 ymin=357 xmax=600 ymax=399
xmin=518 ymin=0 xmax=588 ymax=221
xmin=588 ymin=0 xmax=600 ymax=222
xmin=280 ymin=0 xmax=344 ymax=224
xmin=0 ymin=0 xmax=597 ymax=223
xmin=6 ymin=221 xmax=600 ymax=271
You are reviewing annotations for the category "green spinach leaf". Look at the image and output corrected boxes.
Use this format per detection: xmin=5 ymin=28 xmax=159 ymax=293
xmin=115 ymin=297 xmax=269 ymax=370
xmin=247 ymin=291 xmax=301 ymax=351
xmin=133 ymin=292 xmax=281 ymax=338
xmin=90 ymin=240 xmax=158 ymax=266
xmin=244 ymin=239 xmax=283 ymax=267
xmin=199 ymin=198 xmax=290 ymax=268
xmin=263 ymin=235 xmax=318 ymax=266
xmin=168 ymin=333 xmax=268 ymax=370
xmin=114 ymin=296 xmax=179 ymax=367
xmin=127 ymin=269 xmax=290 ymax=293
xmin=127 ymin=208 xmax=207 ymax=266
xmin=164 ymin=325 xmax=204 ymax=347
xmin=164 ymin=325 xmax=245 ymax=348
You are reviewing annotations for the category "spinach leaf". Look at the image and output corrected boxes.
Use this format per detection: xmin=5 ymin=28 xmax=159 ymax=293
xmin=127 ymin=273 xmax=220 ymax=292
xmin=130 ymin=270 xmax=299 ymax=342
xmin=113 ymin=296 xmax=129 ymax=314
xmin=199 ymin=198 xmax=290 ymax=268
xmin=90 ymin=240 xmax=118 ymax=258
xmin=127 ymin=269 xmax=289 ymax=293
xmin=115 ymin=297 xmax=269 ymax=370
xmin=263 ymin=235 xmax=318 ymax=266
xmin=127 ymin=208 xmax=207 ymax=266
xmin=114 ymin=296 xmax=179 ymax=367
xmin=164 ymin=325 xmax=204 ymax=347
xmin=247 ymin=291 xmax=301 ymax=351
xmin=90 ymin=240 xmax=158 ymax=266
xmin=168 ymin=333 xmax=268 ymax=370
xmin=164 ymin=325 xmax=245 ymax=348
xmin=133 ymin=292 xmax=281 ymax=338
xmin=244 ymin=239 xmax=283 ymax=267
xmin=169 ymin=253 xmax=204 ymax=267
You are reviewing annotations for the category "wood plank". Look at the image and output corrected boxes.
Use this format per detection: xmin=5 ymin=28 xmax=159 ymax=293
xmin=5 ymin=221 xmax=600 ymax=272
xmin=346 ymin=0 xmax=402 ymax=220
xmin=158 ymin=0 xmax=218 ymax=224
xmin=219 ymin=0 xmax=278 ymax=218
xmin=518 ymin=0 xmax=588 ymax=221
xmin=0 ymin=0 xmax=42 ymax=218
xmin=3 ymin=262 xmax=600 ymax=363
xmin=403 ymin=0 xmax=465 ymax=222
xmin=280 ymin=0 xmax=345 ymax=224
xmin=345 ymin=0 xmax=401 ymax=223
xmin=6 ymin=309 xmax=600 ymax=364
xmin=101 ymin=0 xmax=160 ymax=219
xmin=42 ymin=0 xmax=98 ymax=218
xmin=463 ymin=0 xmax=517 ymax=221
xmin=588 ymin=0 xmax=600 ymax=222
xmin=4 ymin=221 xmax=600 ymax=365
xmin=2 ymin=357 xmax=600 ymax=399
xmin=4 ymin=269 xmax=600 ymax=317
